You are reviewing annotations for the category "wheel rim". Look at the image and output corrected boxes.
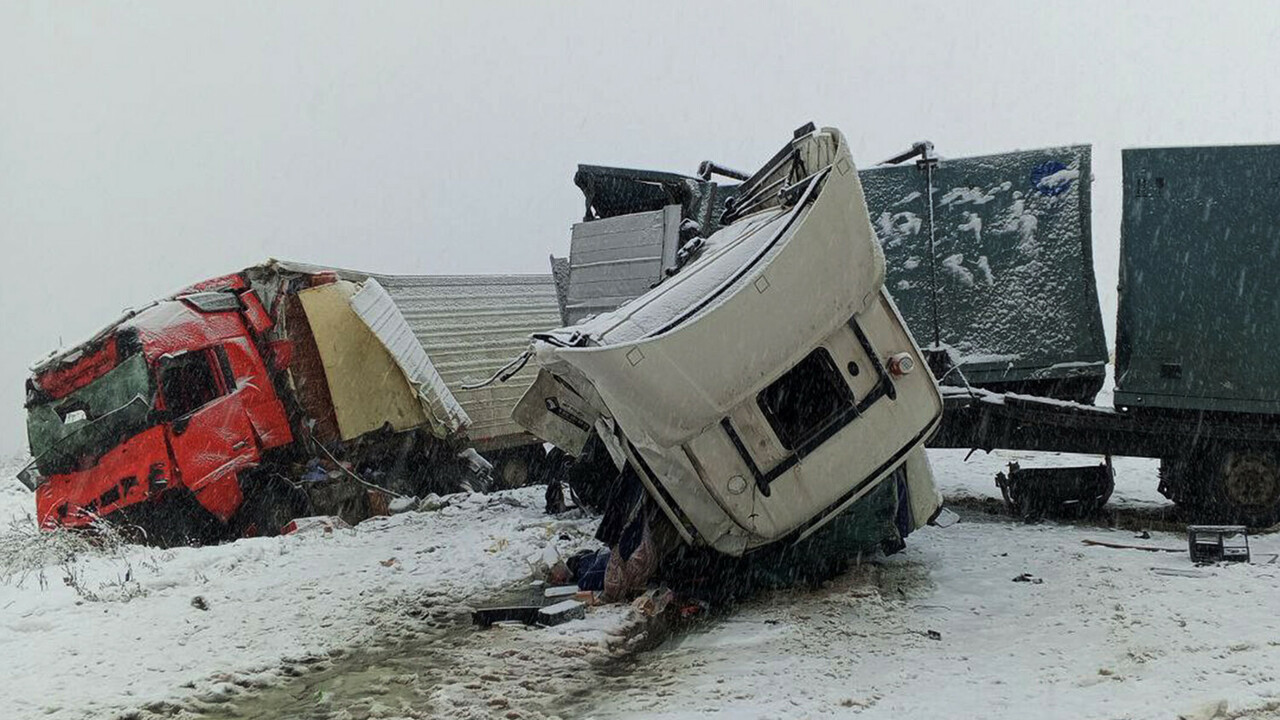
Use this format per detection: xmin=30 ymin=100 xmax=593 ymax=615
xmin=1222 ymin=451 xmax=1280 ymax=511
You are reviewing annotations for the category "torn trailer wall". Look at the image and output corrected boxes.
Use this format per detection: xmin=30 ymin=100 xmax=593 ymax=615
xmin=274 ymin=262 xmax=563 ymax=454
xmin=558 ymin=145 xmax=1109 ymax=403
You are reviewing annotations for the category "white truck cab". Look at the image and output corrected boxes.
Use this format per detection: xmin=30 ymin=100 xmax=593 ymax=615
xmin=517 ymin=126 xmax=943 ymax=557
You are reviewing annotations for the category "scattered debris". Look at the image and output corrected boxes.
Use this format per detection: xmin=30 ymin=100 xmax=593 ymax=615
xmin=1082 ymin=538 xmax=1182 ymax=553
xmin=543 ymin=585 xmax=579 ymax=599
xmin=996 ymin=460 xmax=1114 ymax=520
xmin=1151 ymin=567 xmax=1210 ymax=578
xmin=537 ymin=599 xmax=586 ymax=626
xmin=1012 ymin=573 xmax=1044 ymax=584
xmin=630 ymin=587 xmax=674 ymax=618
xmin=1187 ymin=525 xmax=1250 ymax=563
xmin=282 ymin=516 xmax=352 ymax=535
xmin=190 ymin=596 xmax=208 ymax=612
xmin=472 ymin=606 xmax=542 ymax=628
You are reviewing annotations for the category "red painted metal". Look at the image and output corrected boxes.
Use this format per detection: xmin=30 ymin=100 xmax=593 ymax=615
xmin=34 ymin=339 xmax=118 ymax=400
xmin=192 ymin=472 xmax=244 ymax=523
xmin=268 ymin=339 xmax=294 ymax=371
xmin=34 ymin=287 xmax=295 ymax=533
xmin=221 ymin=337 xmax=293 ymax=450
xmin=180 ymin=272 xmax=247 ymax=294
xmin=35 ymin=425 xmax=171 ymax=528
xmin=238 ymin=289 xmax=273 ymax=335
xmin=133 ymin=302 xmax=248 ymax=363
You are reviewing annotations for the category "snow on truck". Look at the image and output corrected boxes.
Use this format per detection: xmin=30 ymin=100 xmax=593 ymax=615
xmin=512 ymin=125 xmax=947 ymax=565
xmin=19 ymin=261 xmax=561 ymax=540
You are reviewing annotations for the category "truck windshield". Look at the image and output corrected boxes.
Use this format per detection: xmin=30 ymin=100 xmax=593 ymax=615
xmin=26 ymin=352 xmax=156 ymax=477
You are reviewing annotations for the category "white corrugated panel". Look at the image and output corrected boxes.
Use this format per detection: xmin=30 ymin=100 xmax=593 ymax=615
xmin=349 ymin=278 xmax=471 ymax=438
xmin=368 ymin=273 xmax=562 ymax=447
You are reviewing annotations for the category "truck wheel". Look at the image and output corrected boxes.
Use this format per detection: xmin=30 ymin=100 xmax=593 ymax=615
xmin=1211 ymin=447 xmax=1280 ymax=527
xmin=493 ymin=447 xmax=542 ymax=490
xmin=1171 ymin=445 xmax=1280 ymax=527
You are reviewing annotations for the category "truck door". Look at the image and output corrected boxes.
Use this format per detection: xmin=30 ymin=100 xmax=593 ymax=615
xmin=158 ymin=347 xmax=257 ymax=521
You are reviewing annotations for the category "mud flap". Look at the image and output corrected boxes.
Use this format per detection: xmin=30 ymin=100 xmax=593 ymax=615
xmin=512 ymin=370 xmax=599 ymax=456
xmin=901 ymin=446 xmax=942 ymax=533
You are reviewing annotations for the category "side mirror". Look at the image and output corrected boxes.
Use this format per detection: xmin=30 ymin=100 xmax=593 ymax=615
xmin=172 ymin=415 xmax=191 ymax=436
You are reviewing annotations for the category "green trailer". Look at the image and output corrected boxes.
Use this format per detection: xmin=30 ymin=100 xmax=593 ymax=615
xmin=935 ymin=143 xmax=1280 ymax=526
xmin=859 ymin=145 xmax=1108 ymax=402
xmin=1116 ymin=145 xmax=1280 ymax=416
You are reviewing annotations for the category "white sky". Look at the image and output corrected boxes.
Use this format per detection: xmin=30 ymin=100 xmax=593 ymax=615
xmin=3 ymin=1 xmax=1279 ymax=455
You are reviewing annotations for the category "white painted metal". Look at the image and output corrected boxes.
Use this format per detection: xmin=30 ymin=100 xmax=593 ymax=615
xmin=522 ymin=127 xmax=944 ymax=555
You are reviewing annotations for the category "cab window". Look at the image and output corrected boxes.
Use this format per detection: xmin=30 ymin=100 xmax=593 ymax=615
xmin=159 ymin=350 xmax=224 ymax=418
xmin=757 ymin=347 xmax=854 ymax=451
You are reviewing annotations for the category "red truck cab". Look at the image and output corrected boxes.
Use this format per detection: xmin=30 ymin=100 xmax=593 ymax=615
xmin=21 ymin=278 xmax=293 ymax=535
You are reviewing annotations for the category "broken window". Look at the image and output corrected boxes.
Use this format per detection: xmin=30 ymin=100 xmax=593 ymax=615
xmin=160 ymin=351 xmax=222 ymax=418
xmin=757 ymin=347 xmax=854 ymax=451
xmin=26 ymin=352 xmax=156 ymax=475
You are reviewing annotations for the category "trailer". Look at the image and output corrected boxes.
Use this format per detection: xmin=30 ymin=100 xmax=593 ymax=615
xmin=933 ymin=144 xmax=1280 ymax=525
xmin=276 ymin=262 xmax=564 ymax=489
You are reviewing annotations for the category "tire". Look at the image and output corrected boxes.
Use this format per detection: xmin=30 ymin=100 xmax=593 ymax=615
xmin=1208 ymin=446 xmax=1280 ymax=527
xmin=492 ymin=446 xmax=545 ymax=491
xmin=1168 ymin=445 xmax=1280 ymax=527
xmin=234 ymin=474 xmax=313 ymax=537
xmin=497 ymin=454 xmax=531 ymax=489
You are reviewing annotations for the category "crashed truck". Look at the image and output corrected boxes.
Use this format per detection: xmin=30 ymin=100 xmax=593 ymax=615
xmin=20 ymin=261 xmax=561 ymax=541
xmin=560 ymin=132 xmax=1280 ymax=526
xmin=511 ymin=125 xmax=946 ymax=572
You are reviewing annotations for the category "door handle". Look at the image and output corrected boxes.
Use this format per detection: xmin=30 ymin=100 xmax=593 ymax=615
xmin=232 ymin=440 xmax=249 ymax=451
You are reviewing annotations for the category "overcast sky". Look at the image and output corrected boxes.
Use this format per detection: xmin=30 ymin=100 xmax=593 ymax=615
xmin=2 ymin=1 xmax=1279 ymax=457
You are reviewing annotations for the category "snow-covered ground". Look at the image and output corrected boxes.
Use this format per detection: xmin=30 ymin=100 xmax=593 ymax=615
xmin=4 ymin=446 xmax=1278 ymax=720
xmin=0 ymin=456 xmax=601 ymax=720
xmin=582 ymin=450 xmax=1280 ymax=720
xmin=592 ymin=515 xmax=1280 ymax=720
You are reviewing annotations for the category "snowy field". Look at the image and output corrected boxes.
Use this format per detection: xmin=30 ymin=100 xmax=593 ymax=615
xmin=594 ymin=511 xmax=1280 ymax=720
xmin=3 ymin=449 xmax=1279 ymax=720
xmin=0 ymin=456 xmax=602 ymax=720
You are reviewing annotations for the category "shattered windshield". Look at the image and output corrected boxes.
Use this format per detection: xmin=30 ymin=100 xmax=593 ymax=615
xmin=26 ymin=352 xmax=155 ymax=477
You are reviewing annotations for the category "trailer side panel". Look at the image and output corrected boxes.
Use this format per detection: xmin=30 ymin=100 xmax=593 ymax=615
xmin=859 ymin=146 xmax=1108 ymax=401
xmin=1117 ymin=145 xmax=1280 ymax=415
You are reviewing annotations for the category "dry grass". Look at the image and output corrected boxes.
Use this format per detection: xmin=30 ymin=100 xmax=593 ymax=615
xmin=0 ymin=511 xmax=155 ymax=602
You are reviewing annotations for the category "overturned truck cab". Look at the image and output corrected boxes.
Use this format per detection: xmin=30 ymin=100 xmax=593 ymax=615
xmin=18 ymin=263 xmax=507 ymax=542
xmin=516 ymin=126 xmax=945 ymax=561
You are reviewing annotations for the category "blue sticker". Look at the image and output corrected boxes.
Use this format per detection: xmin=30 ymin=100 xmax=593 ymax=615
xmin=1030 ymin=160 xmax=1071 ymax=196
